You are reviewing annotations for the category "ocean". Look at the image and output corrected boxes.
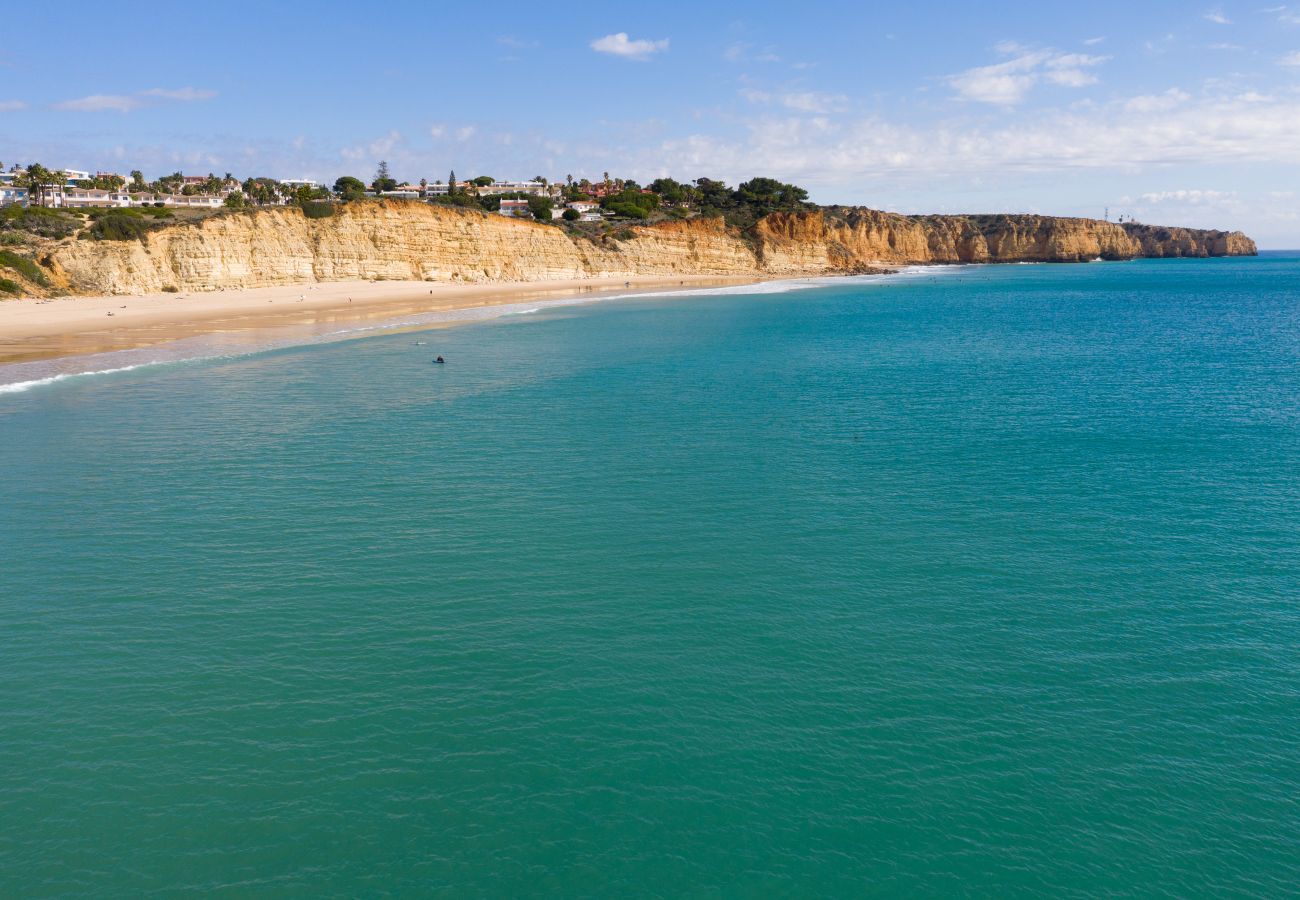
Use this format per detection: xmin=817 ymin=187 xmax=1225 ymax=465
xmin=2 ymin=255 xmax=1297 ymax=896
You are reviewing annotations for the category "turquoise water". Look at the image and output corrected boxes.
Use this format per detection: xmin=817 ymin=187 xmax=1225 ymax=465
xmin=2 ymin=257 xmax=1298 ymax=896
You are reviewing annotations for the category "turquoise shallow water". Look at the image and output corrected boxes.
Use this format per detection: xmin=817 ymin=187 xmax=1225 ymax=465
xmin=2 ymin=257 xmax=1298 ymax=896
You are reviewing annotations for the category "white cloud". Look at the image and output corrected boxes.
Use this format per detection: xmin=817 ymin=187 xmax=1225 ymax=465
xmin=53 ymin=87 xmax=215 ymax=112
xmin=948 ymin=49 xmax=1107 ymax=105
xmin=590 ymin=32 xmax=669 ymax=60
xmin=1083 ymin=36 xmax=1106 ymax=46
xmin=1124 ymin=88 xmax=1191 ymax=112
xmin=647 ymin=91 xmax=1300 ymax=188
xmin=741 ymin=88 xmax=848 ymax=114
xmin=1203 ymin=10 xmax=1231 ymax=24
xmin=497 ymin=35 xmax=539 ymax=48
xmin=1138 ymin=189 xmax=1236 ymax=204
xmin=340 ymin=130 xmax=402 ymax=161
xmin=455 ymin=126 xmax=476 ymax=141
xmin=0 ymin=99 xmax=25 ymax=111
xmin=1280 ymin=51 xmax=1300 ymax=65
xmin=54 ymin=94 xmax=141 ymax=112
xmin=429 ymin=124 xmax=446 ymax=139
xmin=140 ymin=87 xmax=216 ymax=102
xmin=724 ymin=42 xmax=781 ymax=63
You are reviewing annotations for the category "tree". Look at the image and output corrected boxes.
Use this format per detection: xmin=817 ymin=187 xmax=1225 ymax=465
xmin=449 ymin=170 xmax=458 ymax=195
xmin=419 ymin=177 xmax=428 ymax=196
xmin=601 ymin=186 xmax=659 ymax=220
xmin=21 ymin=163 xmax=60 ymax=206
xmin=471 ymin=175 xmax=494 ymax=187
xmin=650 ymin=177 xmax=686 ymax=204
xmin=372 ymin=161 xmax=396 ymax=193
xmin=224 ymin=191 xmax=246 ymax=209
xmin=130 ymin=170 xmax=147 ymax=192
xmin=333 ymin=176 xmax=367 ymax=201
xmin=735 ymin=176 xmax=808 ymax=209
xmin=562 ymin=207 xmax=580 ymax=222
xmin=527 ymin=195 xmax=553 ymax=221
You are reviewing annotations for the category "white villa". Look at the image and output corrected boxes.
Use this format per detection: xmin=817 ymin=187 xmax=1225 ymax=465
xmin=498 ymin=198 xmax=531 ymax=218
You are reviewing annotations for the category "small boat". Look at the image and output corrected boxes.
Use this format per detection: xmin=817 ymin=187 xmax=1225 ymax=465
xmin=413 ymin=341 xmax=427 ymax=346
xmin=433 ymin=356 xmax=445 ymax=364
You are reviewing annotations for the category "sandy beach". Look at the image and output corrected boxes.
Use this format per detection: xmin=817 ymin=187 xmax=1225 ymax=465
xmin=0 ymin=274 xmax=764 ymax=366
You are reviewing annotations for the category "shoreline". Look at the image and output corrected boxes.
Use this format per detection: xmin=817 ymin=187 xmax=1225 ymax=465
xmin=0 ymin=274 xmax=767 ymax=367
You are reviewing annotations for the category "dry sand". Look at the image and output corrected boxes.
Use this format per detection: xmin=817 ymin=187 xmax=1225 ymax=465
xmin=0 ymin=275 xmax=763 ymax=366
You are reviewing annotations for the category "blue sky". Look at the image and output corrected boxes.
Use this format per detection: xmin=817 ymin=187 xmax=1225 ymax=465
xmin=2 ymin=0 xmax=1298 ymax=245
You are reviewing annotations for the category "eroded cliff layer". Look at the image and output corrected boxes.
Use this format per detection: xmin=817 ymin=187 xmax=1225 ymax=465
xmin=45 ymin=202 xmax=1257 ymax=295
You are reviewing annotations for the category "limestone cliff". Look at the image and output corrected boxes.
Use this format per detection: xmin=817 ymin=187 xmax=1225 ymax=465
xmin=1120 ymin=223 xmax=1257 ymax=258
xmin=44 ymin=201 xmax=1257 ymax=296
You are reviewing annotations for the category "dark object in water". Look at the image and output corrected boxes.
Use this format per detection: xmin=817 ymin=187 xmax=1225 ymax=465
xmin=434 ymin=356 xmax=445 ymax=364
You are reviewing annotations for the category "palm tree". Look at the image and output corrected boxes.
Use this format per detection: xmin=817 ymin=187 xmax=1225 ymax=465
xmin=22 ymin=163 xmax=64 ymax=207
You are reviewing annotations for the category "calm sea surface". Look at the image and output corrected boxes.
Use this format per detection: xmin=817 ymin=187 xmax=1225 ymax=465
xmin=2 ymin=256 xmax=1298 ymax=896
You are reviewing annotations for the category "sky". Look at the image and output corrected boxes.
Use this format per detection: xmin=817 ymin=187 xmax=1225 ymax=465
xmin=2 ymin=0 xmax=1298 ymax=246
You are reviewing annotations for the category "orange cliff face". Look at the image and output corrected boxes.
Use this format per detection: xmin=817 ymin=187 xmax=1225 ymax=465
xmin=42 ymin=200 xmax=1257 ymax=296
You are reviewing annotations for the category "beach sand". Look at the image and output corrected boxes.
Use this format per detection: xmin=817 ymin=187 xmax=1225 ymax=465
xmin=0 ymin=275 xmax=763 ymax=366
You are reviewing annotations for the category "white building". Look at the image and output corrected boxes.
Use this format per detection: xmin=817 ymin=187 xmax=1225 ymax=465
xmin=478 ymin=180 xmax=548 ymax=197
xmin=280 ymin=178 xmax=318 ymax=189
xmin=129 ymin=194 xmax=225 ymax=208
xmin=1 ymin=186 xmax=28 ymax=206
xmin=44 ymin=187 xmax=132 ymax=208
xmin=498 ymin=198 xmax=532 ymax=218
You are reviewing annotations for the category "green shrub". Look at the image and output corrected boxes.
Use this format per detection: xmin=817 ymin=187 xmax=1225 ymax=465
xmin=0 ymin=277 xmax=21 ymax=295
xmin=86 ymin=214 xmax=152 ymax=241
xmin=0 ymin=250 xmax=48 ymax=285
xmin=0 ymin=232 xmax=24 ymax=245
xmin=88 ymin=207 xmax=143 ymax=220
xmin=0 ymin=206 xmax=80 ymax=238
xmin=300 ymin=201 xmax=334 ymax=219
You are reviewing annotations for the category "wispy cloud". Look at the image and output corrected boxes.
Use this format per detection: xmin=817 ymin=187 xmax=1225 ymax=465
xmin=1123 ymin=88 xmax=1191 ymax=112
xmin=1136 ymin=189 xmax=1236 ymax=204
xmin=1203 ymin=10 xmax=1231 ymax=24
xmin=1083 ymin=36 xmax=1106 ymax=46
xmin=340 ymin=130 xmax=403 ymax=161
xmin=140 ymin=87 xmax=216 ymax=102
xmin=0 ymin=99 xmax=26 ymax=111
xmin=55 ymin=94 xmax=141 ymax=112
xmin=648 ymin=90 xmax=1300 ymax=187
xmin=948 ymin=48 xmax=1108 ymax=105
xmin=724 ymin=42 xmax=781 ymax=63
xmin=1267 ymin=5 xmax=1300 ymax=24
xmin=590 ymin=32 xmax=669 ymax=60
xmin=54 ymin=87 xmax=216 ymax=112
xmin=497 ymin=35 xmax=538 ymax=49
xmin=741 ymin=89 xmax=848 ymax=114
xmin=1280 ymin=50 xmax=1300 ymax=65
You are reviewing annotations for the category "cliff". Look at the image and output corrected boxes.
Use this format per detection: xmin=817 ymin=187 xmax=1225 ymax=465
xmin=42 ymin=202 xmax=1257 ymax=296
